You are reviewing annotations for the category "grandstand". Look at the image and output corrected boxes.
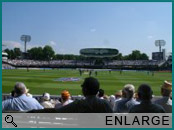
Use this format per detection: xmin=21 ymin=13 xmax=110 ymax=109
xmin=2 ymin=59 xmax=167 ymax=70
xmin=2 ymin=47 xmax=171 ymax=70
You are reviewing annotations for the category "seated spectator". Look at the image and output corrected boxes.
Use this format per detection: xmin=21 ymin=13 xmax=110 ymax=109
xmin=153 ymin=81 xmax=172 ymax=113
xmin=40 ymin=93 xmax=54 ymax=108
xmin=55 ymin=77 xmax=113 ymax=113
xmin=129 ymin=84 xmax=165 ymax=113
xmin=25 ymin=88 xmax=33 ymax=98
xmin=10 ymin=90 xmax=16 ymax=99
xmin=55 ymin=90 xmax=73 ymax=109
xmin=134 ymin=92 xmax=141 ymax=102
xmin=113 ymin=84 xmax=139 ymax=113
xmin=97 ymin=89 xmax=105 ymax=99
xmin=103 ymin=95 xmax=110 ymax=101
xmin=2 ymin=82 xmax=43 ymax=112
xmin=30 ymin=77 xmax=113 ymax=113
xmin=109 ymin=95 xmax=116 ymax=109
xmin=115 ymin=90 xmax=122 ymax=101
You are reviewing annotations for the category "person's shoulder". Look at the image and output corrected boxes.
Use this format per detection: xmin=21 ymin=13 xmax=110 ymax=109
xmin=2 ymin=98 xmax=12 ymax=104
xmin=153 ymin=98 xmax=163 ymax=103
xmin=116 ymin=98 xmax=127 ymax=105
xmin=96 ymin=98 xmax=110 ymax=104
xmin=133 ymin=100 xmax=140 ymax=105
xmin=129 ymin=104 xmax=141 ymax=113
xmin=25 ymin=96 xmax=41 ymax=105
xmin=152 ymin=103 xmax=163 ymax=108
xmin=152 ymin=103 xmax=165 ymax=112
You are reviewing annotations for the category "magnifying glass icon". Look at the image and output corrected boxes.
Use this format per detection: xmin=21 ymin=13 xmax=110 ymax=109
xmin=5 ymin=115 xmax=17 ymax=127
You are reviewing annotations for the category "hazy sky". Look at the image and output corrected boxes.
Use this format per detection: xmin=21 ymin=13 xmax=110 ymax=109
xmin=2 ymin=2 xmax=172 ymax=58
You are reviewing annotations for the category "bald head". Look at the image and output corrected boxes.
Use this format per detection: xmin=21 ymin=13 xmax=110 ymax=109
xmin=14 ymin=82 xmax=27 ymax=96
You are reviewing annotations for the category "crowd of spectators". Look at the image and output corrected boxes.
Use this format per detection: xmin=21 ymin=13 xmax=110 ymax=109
xmin=107 ymin=60 xmax=164 ymax=66
xmin=2 ymin=63 xmax=15 ymax=69
xmin=2 ymin=78 xmax=172 ymax=113
xmin=3 ymin=59 xmax=165 ymax=67
xmin=4 ymin=60 xmax=91 ymax=66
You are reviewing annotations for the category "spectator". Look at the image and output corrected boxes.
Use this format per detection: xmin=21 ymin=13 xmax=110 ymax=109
xmin=10 ymin=90 xmax=16 ymax=98
xmin=55 ymin=90 xmax=73 ymax=109
xmin=113 ymin=84 xmax=139 ymax=113
xmin=25 ymin=88 xmax=33 ymax=98
xmin=97 ymin=89 xmax=105 ymax=99
xmin=134 ymin=92 xmax=140 ymax=102
xmin=129 ymin=84 xmax=165 ymax=113
xmin=56 ymin=77 xmax=113 ymax=113
xmin=103 ymin=95 xmax=110 ymax=101
xmin=2 ymin=82 xmax=43 ymax=112
xmin=30 ymin=77 xmax=113 ymax=113
xmin=109 ymin=95 xmax=115 ymax=109
xmin=153 ymin=81 xmax=172 ymax=113
xmin=115 ymin=90 xmax=122 ymax=101
xmin=40 ymin=93 xmax=54 ymax=108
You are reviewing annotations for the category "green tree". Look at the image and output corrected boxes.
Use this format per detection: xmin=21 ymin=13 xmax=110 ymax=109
xmin=140 ymin=53 xmax=149 ymax=60
xmin=14 ymin=48 xmax=22 ymax=58
xmin=130 ymin=50 xmax=141 ymax=60
xmin=43 ymin=45 xmax=55 ymax=60
xmin=4 ymin=49 xmax=12 ymax=59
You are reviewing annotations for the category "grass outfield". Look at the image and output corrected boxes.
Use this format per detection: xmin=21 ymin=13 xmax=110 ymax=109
xmin=2 ymin=69 xmax=172 ymax=96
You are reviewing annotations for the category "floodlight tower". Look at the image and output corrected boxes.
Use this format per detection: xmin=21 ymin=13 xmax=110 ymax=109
xmin=20 ymin=35 xmax=31 ymax=53
xmin=155 ymin=40 xmax=166 ymax=52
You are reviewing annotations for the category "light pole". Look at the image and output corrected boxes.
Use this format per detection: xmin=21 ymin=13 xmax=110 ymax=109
xmin=20 ymin=35 xmax=31 ymax=53
xmin=155 ymin=40 xmax=166 ymax=52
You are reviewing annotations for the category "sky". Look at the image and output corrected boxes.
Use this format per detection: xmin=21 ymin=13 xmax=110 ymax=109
xmin=2 ymin=2 xmax=172 ymax=59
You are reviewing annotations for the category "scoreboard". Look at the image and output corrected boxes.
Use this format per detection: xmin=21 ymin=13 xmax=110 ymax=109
xmin=152 ymin=52 xmax=163 ymax=61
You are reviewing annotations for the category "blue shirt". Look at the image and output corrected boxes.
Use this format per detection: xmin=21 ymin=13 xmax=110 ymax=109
xmin=2 ymin=94 xmax=43 ymax=112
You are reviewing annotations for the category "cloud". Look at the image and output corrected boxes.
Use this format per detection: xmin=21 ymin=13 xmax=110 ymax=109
xmin=49 ymin=41 xmax=57 ymax=46
xmin=90 ymin=28 xmax=96 ymax=32
xmin=2 ymin=41 xmax=22 ymax=49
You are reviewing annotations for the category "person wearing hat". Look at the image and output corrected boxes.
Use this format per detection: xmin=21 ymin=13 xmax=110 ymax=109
xmin=153 ymin=81 xmax=172 ymax=113
xmin=56 ymin=77 xmax=113 ymax=113
xmin=55 ymin=90 xmax=73 ymax=109
xmin=2 ymin=82 xmax=43 ymax=112
xmin=29 ymin=77 xmax=113 ymax=113
xmin=130 ymin=84 xmax=165 ymax=113
xmin=113 ymin=84 xmax=139 ymax=113
xmin=40 ymin=93 xmax=54 ymax=108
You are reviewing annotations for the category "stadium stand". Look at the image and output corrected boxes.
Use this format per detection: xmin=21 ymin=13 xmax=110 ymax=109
xmin=2 ymin=59 xmax=168 ymax=70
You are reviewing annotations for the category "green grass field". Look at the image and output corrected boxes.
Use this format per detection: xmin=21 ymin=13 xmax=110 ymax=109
xmin=2 ymin=69 xmax=172 ymax=96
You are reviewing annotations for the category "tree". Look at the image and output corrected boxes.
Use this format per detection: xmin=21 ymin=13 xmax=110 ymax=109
xmin=14 ymin=48 xmax=22 ymax=58
xmin=123 ymin=50 xmax=149 ymax=60
xmin=4 ymin=49 xmax=12 ymax=59
xmin=140 ymin=53 xmax=149 ymax=60
xmin=43 ymin=45 xmax=55 ymax=60
xmin=130 ymin=50 xmax=141 ymax=60
xmin=27 ymin=47 xmax=44 ymax=60
xmin=4 ymin=49 xmax=16 ymax=59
